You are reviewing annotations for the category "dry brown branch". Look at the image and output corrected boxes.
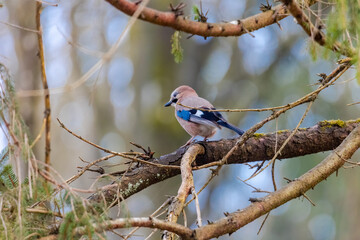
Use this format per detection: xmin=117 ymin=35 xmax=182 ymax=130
xmin=163 ymin=144 xmax=204 ymax=240
xmin=35 ymin=2 xmax=52 ymax=172
xmin=25 ymin=207 xmax=63 ymax=218
xmin=347 ymin=101 xmax=360 ymax=106
xmin=191 ymin=187 xmax=202 ymax=227
xmin=105 ymin=0 xmax=294 ymax=37
xmin=124 ymin=198 xmax=173 ymax=240
xmin=0 ymin=20 xmax=39 ymax=33
xmin=66 ymin=154 xmax=116 ymax=184
xmin=29 ymin=118 xmax=46 ymax=149
xmin=193 ymin=122 xmax=360 ymax=239
xmin=177 ymin=102 xmax=293 ymax=113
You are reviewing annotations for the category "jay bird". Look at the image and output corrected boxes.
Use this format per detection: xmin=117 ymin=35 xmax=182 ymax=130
xmin=164 ymin=85 xmax=244 ymax=145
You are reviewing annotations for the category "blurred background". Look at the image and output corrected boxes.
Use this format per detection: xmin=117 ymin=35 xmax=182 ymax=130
xmin=0 ymin=0 xmax=360 ymax=239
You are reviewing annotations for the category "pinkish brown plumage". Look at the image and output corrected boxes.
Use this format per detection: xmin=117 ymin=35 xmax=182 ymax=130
xmin=164 ymin=85 xmax=244 ymax=145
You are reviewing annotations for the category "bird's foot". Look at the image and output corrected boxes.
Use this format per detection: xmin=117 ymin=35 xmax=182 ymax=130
xmin=182 ymin=136 xmax=196 ymax=147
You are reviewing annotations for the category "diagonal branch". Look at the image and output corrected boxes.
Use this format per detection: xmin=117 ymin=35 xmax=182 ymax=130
xmin=88 ymin=119 xmax=360 ymax=205
xmin=194 ymin=121 xmax=360 ymax=239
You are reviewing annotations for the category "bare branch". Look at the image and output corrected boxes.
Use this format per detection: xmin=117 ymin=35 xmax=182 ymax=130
xmin=105 ymin=0 xmax=293 ymax=37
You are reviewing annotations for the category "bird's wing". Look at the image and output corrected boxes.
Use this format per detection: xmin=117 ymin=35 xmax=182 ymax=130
xmin=176 ymin=107 xmax=222 ymax=128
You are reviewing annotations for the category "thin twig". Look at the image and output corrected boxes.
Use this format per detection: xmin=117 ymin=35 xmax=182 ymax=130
xmin=57 ymin=118 xmax=180 ymax=169
xmin=257 ymin=212 xmax=270 ymax=235
xmin=245 ymin=101 xmax=314 ymax=181
xmin=272 ymin=118 xmax=279 ymax=191
xmin=347 ymin=101 xmax=360 ymax=106
xmin=191 ymin=187 xmax=202 ymax=227
xmin=144 ymin=229 xmax=158 ymax=240
xmin=192 ymin=62 xmax=351 ymax=172
xmin=237 ymin=177 xmax=271 ymax=194
xmin=283 ymin=177 xmax=316 ymax=206
xmin=36 ymin=2 xmax=52 ymax=172
xmin=0 ymin=21 xmax=39 ymax=33
xmin=177 ymin=102 xmax=288 ymax=113
xmin=123 ymin=198 xmax=172 ymax=240
xmin=66 ymin=154 xmax=116 ymax=184
xmin=29 ymin=118 xmax=46 ymax=149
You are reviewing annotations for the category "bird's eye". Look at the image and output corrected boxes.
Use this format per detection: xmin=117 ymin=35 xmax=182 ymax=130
xmin=172 ymin=92 xmax=178 ymax=98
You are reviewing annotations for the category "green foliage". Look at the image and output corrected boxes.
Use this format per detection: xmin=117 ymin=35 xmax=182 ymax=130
xmin=171 ymin=31 xmax=183 ymax=63
xmin=0 ymin=154 xmax=17 ymax=191
xmin=0 ymin=178 xmax=54 ymax=238
xmin=323 ymin=0 xmax=360 ymax=84
xmin=0 ymin=63 xmax=114 ymax=239
xmin=59 ymin=199 xmax=108 ymax=240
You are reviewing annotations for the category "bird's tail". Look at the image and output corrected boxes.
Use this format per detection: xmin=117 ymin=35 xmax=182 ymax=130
xmin=218 ymin=121 xmax=244 ymax=135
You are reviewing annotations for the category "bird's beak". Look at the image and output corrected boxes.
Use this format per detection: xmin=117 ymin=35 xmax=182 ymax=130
xmin=164 ymin=101 xmax=172 ymax=107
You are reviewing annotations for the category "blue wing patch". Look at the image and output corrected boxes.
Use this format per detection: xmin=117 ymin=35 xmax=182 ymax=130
xmin=176 ymin=109 xmax=192 ymax=121
xmin=176 ymin=108 xmax=244 ymax=135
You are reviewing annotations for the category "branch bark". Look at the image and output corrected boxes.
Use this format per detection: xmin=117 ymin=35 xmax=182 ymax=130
xmin=104 ymin=0 xmax=297 ymax=37
xmin=88 ymin=119 xmax=360 ymax=205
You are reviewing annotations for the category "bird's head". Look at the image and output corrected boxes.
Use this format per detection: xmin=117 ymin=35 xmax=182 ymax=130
xmin=164 ymin=85 xmax=198 ymax=107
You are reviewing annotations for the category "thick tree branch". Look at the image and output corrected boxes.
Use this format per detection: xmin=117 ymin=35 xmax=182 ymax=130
xmin=105 ymin=0 xmax=294 ymax=37
xmin=194 ymin=121 xmax=360 ymax=239
xmin=88 ymin=119 xmax=360 ymax=205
